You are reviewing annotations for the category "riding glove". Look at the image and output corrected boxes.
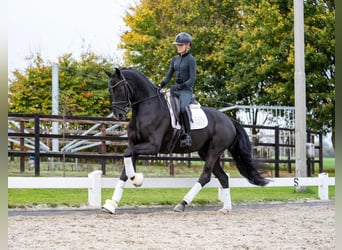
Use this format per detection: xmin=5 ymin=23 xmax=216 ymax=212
xmin=170 ymin=84 xmax=180 ymax=92
xmin=158 ymin=81 xmax=166 ymax=89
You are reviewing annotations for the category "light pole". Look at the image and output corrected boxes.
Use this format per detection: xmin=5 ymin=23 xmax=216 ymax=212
xmin=294 ymin=0 xmax=307 ymax=191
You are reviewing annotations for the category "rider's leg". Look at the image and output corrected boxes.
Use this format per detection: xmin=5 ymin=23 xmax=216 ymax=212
xmin=180 ymin=111 xmax=192 ymax=147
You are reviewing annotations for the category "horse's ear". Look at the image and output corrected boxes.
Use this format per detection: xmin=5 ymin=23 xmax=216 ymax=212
xmin=115 ymin=68 xmax=121 ymax=77
xmin=104 ymin=69 xmax=112 ymax=78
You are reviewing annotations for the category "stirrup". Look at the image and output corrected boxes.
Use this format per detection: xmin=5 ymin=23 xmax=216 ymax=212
xmin=180 ymin=134 xmax=192 ymax=147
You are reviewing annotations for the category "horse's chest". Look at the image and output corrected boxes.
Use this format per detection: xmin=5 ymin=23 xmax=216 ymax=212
xmin=128 ymin=125 xmax=149 ymax=143
xmin=128 ymin=113 xmax=163 ymax=143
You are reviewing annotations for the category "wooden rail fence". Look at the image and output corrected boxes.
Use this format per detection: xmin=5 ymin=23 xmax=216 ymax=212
xmin=8 ymin=113 xmax=324 ymax=177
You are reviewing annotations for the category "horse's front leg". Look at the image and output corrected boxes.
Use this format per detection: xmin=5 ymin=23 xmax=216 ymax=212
xmin=102 ymin=151 xmax=141 ymax=214
xmin=123 ymin=142 xmax=160 ymax=187
xmin=123 ymin=151 xmax=144 ymax=187
xmin=102 ymin=142 xmax=159 ymax=214
xmin=102 ymin=162 xmax=128 ymax=214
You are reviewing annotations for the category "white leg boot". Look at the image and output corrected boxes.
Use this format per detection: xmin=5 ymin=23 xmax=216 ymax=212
xmin=102 ymin=199 xmax=117 ymax=214
xmin=183 ymin=182 xmax=203 ymax=204
xmin=218 ymin=188 xmax=232 ymax=215
xmin=174 ymin=182 xmax=202 ymax=212
xmin=124 ymin=157 xmax=144 ymax=187
xmin=102 ymin=180 xmax=125 ymax=214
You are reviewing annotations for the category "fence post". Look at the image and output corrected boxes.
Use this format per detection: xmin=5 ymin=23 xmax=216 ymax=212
xmin=88 ymin=170 xmax=103 ymax=208
xmin=34 ymin=114 xmax=40 ymax=176
xmin=306 ymin=129 xmax=312 ymax=176
xmin=20 ymin=121 xmax=25 ymax=173
xmin=318 ymin=173 xmax=329 ymax=200
xmin=100 ymin=123 xmax=106 ymax=175
xmin=318 ymin=132 xmax=323 ymax=173
xmin=274 ymin=126 xmax=280 ymax=177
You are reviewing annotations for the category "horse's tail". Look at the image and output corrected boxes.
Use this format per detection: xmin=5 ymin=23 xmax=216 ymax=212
xmin=229 ymin=119 xmax=270 ymax=186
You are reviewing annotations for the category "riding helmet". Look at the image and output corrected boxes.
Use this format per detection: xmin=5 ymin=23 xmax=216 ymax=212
xmin=172 ymin=32 xmax=192 ymax=46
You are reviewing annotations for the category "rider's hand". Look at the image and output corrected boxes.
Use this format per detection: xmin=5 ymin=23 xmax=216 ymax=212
xmin=157 ymin=82 xmax=164 ymax=92
xmin=170 ymin=84 xmax=179 ymax=92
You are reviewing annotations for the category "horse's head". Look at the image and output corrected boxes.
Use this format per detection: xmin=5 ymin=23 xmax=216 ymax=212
xmin=105 ymin=68 xmax=131 ymax=120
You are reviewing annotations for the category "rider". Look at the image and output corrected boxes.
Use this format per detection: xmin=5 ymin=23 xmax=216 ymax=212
xmin=158 ymin=32 xmax=196 ymax=147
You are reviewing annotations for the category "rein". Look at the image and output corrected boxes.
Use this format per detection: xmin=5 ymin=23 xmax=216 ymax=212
xmin=130 ymin=93 xmax=161 ymax=106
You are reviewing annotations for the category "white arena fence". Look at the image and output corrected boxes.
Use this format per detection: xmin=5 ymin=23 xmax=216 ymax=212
xmin=8 ymin=171 xmax=334 ymax=208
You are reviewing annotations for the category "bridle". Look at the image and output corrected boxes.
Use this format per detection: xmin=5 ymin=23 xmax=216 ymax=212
xmin=108 ymin=73 xmax=132 ymax=114
xmin=108 ymin=71 xmax=162 ymax=114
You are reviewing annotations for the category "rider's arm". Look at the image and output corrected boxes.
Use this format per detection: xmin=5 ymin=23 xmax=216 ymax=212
xmin=159 ymin=57 xmax=175 ymax=88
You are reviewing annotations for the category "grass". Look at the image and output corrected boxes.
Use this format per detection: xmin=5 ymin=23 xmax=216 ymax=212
xmin=8 ymin=186 xmax=335 ymax=209
xmin=320 ymin=157 xmax=335 ymax=175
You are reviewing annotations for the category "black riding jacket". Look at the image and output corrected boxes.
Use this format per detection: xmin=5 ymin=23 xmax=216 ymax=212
xmin=160 ymin=52 xmax=196 ymax=92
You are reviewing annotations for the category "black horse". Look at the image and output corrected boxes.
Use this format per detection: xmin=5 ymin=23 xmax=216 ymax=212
xmin=102 ymin=67 xmax=269 ymax=214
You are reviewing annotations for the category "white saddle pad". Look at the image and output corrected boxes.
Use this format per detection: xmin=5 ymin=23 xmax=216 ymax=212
xmin=188 ymin=104 xmax=208 ymax=130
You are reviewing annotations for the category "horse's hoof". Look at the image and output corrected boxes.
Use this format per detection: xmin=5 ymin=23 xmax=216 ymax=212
xmin=173 ymin=203 xmax=185 ymax=212
xmin=217 ymin=208 xmax=230 ymax=215
xmin=131 ymin=173 xmax=144 ymax=187
xmin=101 ymin=199 xmax=117 ymax=214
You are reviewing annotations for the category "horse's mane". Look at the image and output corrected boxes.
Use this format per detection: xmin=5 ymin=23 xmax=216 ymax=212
xmin=121 ymin=67 xmax=155 ymax=89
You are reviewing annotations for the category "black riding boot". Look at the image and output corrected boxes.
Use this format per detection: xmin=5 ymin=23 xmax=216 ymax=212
xmin=180 ymin=112 xmax=192 ymax=147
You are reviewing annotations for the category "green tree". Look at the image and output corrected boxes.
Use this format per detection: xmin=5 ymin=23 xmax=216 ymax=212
xmin=8 ymin=51 xmax=119 ymax=117
xmin=121 ymin=0 xmax=241 ymax=107
xmin=9 ymin=54 xmax=52 ymax=114
xmin=304 ymin=0 xmax=335 ymax=144
xmin=119 ymin=0 xmax=334 ymax=139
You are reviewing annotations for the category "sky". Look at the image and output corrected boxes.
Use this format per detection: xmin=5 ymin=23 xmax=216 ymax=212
xmin=8 ymin=0 xmax=139 ymax=75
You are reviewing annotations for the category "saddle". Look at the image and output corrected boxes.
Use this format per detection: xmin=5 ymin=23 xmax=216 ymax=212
xmin=164 ymin=90 xmax=207 ymax=130
xmin=170 ymin=94 xmax=196 ymax=127
xmin=163 ymin=90 xmax=208 ymax=153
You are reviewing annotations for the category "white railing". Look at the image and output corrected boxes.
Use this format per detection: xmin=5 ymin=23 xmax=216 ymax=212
xmin=8 ymin=171 xmax=334 ymax=208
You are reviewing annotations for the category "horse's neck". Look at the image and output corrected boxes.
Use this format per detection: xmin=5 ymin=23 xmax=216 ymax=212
xmin=133 ymin=94 xmax=165 ymax=112
xmin=129 ymin=77 xmax=155 ymax=101
xmin=126 ymin=70 xmax=167 ymax=115
xmin=131 ymin=94 xmax=168 ymax=122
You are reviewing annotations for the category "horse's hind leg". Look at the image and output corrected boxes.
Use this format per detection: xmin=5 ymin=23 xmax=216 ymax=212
xmin=212 ymin=160 xmax=232 ymax=214
xmin=173 ymin=151 xmax=220 ymax=212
